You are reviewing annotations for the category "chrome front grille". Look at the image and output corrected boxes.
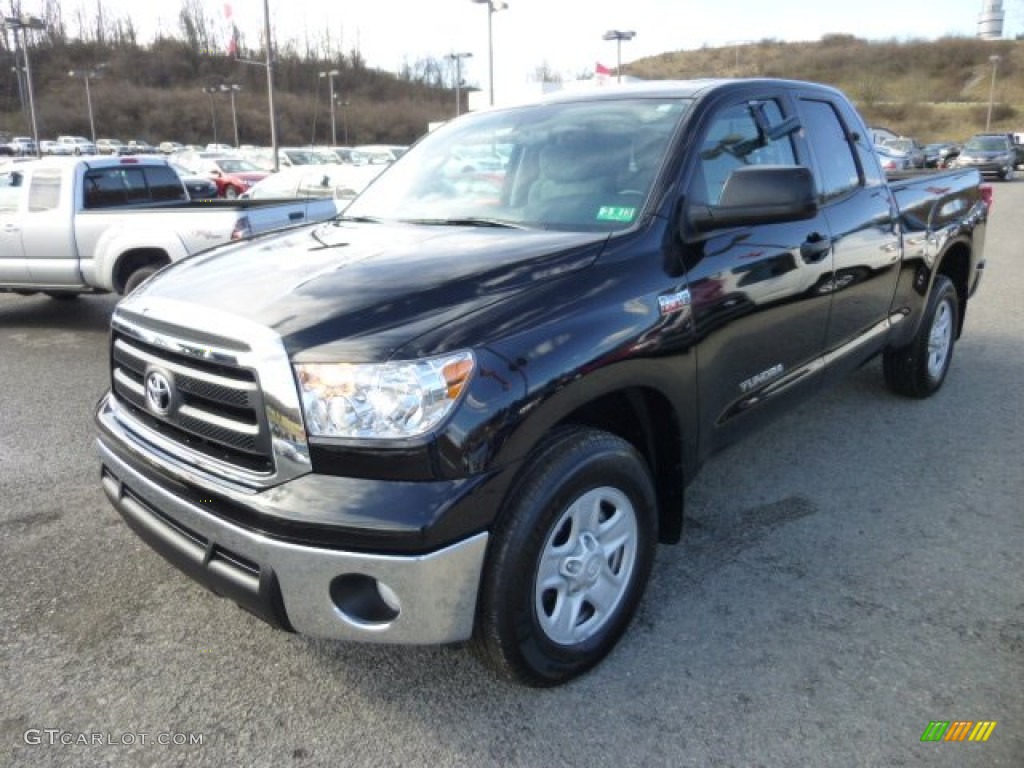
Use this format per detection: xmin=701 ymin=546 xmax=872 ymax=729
xmin=107 ymin=299 xmax=311 ymax=490
xmin=111 ymin=330 xmax=273 ymax=474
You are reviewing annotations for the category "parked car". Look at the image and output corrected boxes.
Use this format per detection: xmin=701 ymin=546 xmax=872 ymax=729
xmin=127 ymin=140 xmax=157 ymax=155
xmin=241 ymin=163 xmax=383 ymax=203
xmin=354 ymin=144 xmax=408 ymax=164
xmin=881 ymin=137 xmax=925 ymax=168
xmin=951 ymin=133 xmax=1016 ymax=180
xmin=158 ymin=141 xmax=185 ymax=155
xmin=96 ymin=138 xmax=129 ymax=156
xmin=57 ymin=135 xmax=97 ymax=155
xmin=40 ymin=140 xmax=74 ymax=156
xmin=0 ymin=156 xmax=344 ymax=297
xmin=923 ymin=142 xmax=961 ymax=169
xmin=10 ymin=137 xmax=37 ymax=156
xmin=169 ymin=162 xmax=218 ymax=200
xmin=93 ymin=78 xmax=990 ymax=687
xmin=875 ymin=143 xmax=911 ymax=173
xmin=189 ymin=156 xmax=270 ymax=198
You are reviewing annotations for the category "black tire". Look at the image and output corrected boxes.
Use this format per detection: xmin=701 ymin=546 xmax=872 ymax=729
xmin=883 ymin=274 xmax=959 ymax=398
xmin=472 ymin=426 xmax=657 ymax=686
xmin=44 ymin=291 xmax=80 ymax=300
xmin=224 ymin=186 xmax=240 ymax=199
xmin=123 ymin=265 xmax=160 ymax=295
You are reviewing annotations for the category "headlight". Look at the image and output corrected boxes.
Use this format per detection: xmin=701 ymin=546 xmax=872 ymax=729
xmin=295 ymin=351 xmax=475 ymax=439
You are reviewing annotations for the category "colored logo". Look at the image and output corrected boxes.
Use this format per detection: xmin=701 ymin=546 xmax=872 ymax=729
xmin=920 ymin=721 xmax=997 ymax=742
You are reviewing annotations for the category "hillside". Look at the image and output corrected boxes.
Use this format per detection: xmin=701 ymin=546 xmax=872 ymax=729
xmin=630 ymin=35 xmax=1022 ymax=141
xmin=2 ymin=33 xmax=1021 ymax=146
xmin=0 ymin=37 xmax=454 ymax=146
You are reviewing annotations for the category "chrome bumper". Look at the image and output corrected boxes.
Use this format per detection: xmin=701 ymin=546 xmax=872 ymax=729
xmin=97 ymin=437 xmax=488 ymax=644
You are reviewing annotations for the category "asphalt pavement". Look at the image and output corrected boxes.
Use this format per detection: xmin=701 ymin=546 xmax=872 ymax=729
xmin=1 ymin=181 xmax=1021 ymax=767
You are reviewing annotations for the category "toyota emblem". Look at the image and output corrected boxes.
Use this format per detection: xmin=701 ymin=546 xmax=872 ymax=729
xmin=145 ymin=370 xmax=174 ymax=415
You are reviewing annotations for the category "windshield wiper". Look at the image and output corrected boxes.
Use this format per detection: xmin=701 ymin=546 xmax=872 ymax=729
xmin=404 ymin=217 xmax=524 ymax=229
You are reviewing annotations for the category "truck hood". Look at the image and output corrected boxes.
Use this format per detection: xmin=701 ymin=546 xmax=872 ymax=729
xmin=133 ymin=219 xmax=607 ymax=361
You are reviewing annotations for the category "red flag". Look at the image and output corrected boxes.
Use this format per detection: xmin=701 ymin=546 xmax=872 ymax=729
xmin=595 ymin=62 xmax=613 ymax=76
xmin=224 ymin=3 xmax=233 ymax=19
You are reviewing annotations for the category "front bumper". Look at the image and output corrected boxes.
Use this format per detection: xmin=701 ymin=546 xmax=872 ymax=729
xmin=96 ymin=434 xmax=489 ymax=644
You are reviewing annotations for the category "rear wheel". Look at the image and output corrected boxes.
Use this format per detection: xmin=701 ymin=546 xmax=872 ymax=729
xmin=224 ymin=186 xmax=240 ymax=199
xmin=883 ymin=274 xmax=959 ymax=398
xmin=472 ymin=426 xmax=657 ymax=686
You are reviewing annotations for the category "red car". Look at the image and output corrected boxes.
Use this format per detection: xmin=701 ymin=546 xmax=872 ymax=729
xmin=195 ymin=157 xmax=270 ymax=198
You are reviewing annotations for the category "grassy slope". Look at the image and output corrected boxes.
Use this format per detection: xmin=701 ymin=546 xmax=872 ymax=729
xmin=629 ymin=35 xmax=1022 ymax=142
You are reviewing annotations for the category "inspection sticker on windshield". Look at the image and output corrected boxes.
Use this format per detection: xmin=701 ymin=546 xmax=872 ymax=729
xmin=596 ymin=206 xmax=636 ymax=222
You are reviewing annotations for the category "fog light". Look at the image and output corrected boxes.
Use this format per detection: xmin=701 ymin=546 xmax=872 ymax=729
xmin=329 ymin=574 xmax=401 ymax=626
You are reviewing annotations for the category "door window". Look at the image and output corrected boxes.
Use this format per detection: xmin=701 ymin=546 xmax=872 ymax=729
xmin=694 ymin=100 xmax=798 ymax=206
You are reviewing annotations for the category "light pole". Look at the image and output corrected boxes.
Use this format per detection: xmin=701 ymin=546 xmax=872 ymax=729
xmin=471 ymin=0 xmax=508 ymax=106
xmin=69 ymin=67 xmax=102 ymax=144
xmin=263 ymin=0 xmax=279 ymax=170
xmin=602 ymin=30 xmax=636 ymax=84
xmin=446 ymin=52 xmax=473 ymax=117
xmin=337 ymin=96 xmax=350 ymax=144
xmin=4 ymin=14 xmax=46 ymax=158
xmin=221 ymin=84 xmax=241 ymax=148
xmin=202 ymin=87 xmax=220 ymax=145
xmin=986 ymin=54 xmax=1001 ymax=131
xmin=318 ymin=70 xmax=340 ymax=145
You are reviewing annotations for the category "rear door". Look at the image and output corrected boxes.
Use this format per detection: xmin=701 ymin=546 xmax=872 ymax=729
xmin=22 ymin=166 xmax=83 ymax=286
xmin=681 ymin=93 xmax=835 ymax=451
xmin=793 ymin=93 xmax=901 ymax=376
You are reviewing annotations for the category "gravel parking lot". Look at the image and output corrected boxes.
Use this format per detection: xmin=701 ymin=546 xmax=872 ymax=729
xmin=1 ymin=182 xmax=1021 ymax=767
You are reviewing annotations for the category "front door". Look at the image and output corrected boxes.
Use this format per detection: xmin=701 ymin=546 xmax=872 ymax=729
xmin=0 ymin=169 xmax=29 ymax=284
xmin=681 ymin=96 xmax=834 ymax=453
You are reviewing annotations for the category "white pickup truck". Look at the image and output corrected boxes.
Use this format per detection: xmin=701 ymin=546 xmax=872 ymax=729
xmin=0 ymin=156 xmax=342 ymax=297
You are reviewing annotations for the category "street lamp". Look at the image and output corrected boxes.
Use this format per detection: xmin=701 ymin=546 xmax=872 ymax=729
xmin=318 ymin=69 xmax=340 ymax=145
xmin=4 ymin=14 xmax=46 ymax=158
xmin=337 ymin=96 xmax=350 ymax=144
xmin=471 ymin=0 xmax=508 ymax=106
xmin=220 ymin=84 xmax=241 ymax=148
xmin=446 ymin=52 xmax=473 ymax=117
xmin=602 ymin=30 xmax=636 ymax=84
xmin=68 ymin=67 xmax=103 ymax=144
xmin=202 ymin=86 xmax=220 ymax=145
xmin=986 ymin=54 xmax=1001 ymax=131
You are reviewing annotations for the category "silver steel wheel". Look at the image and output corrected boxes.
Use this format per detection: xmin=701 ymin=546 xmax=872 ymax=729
xmin=927 ymin=298 xmax=954 ymax=379
xmin=534 ymin=486 xmax=639 ymax=646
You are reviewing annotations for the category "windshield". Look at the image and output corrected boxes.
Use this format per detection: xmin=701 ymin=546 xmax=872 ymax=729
xmin=965 ymin=136 xmax=1008 ymax=152
xmin=343 ymin=96 xmax=691 ymax=232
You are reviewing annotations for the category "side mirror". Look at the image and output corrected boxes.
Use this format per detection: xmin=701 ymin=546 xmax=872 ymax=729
xmin=688 ymin=165 xmax=818 ymax=232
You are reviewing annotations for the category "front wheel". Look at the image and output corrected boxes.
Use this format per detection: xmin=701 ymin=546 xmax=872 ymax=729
xmin=883 ymin=274 xmax=959 ymax=398
xmin=224 ymin=186 xmax=240 ymax=199
xmin=472 ymin=426 xmax=657 ymax=686
xmin=122 ymin=265 xmax=160 ymax=295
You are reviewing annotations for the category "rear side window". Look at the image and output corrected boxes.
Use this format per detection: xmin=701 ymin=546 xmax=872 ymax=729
xmin=144 ymin=166 xmax=187 ymax=202
xmin=28 ymin=169 xmax=62 ymax=212
xmin=83 ymin=166 xmax=182 ymax=208
xmin=798 ymin=99 xmax=861 ymax=201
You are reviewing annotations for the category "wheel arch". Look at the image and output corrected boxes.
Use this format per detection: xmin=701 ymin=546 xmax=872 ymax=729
xmin=935 ymin=239 xmax=971 ymax=338
xmin=549 ymin=387 xmax=687 ymax=544
xmin=111 ymin=248 xmax=172 ymax=294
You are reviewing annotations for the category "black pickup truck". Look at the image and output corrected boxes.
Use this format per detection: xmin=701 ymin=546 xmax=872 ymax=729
xmin=95 ymin=79 xmax=988 ymax=686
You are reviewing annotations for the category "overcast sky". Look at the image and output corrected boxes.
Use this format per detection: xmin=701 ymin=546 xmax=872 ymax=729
xmin=41 ymin=0 xmax=1024 ymax=88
